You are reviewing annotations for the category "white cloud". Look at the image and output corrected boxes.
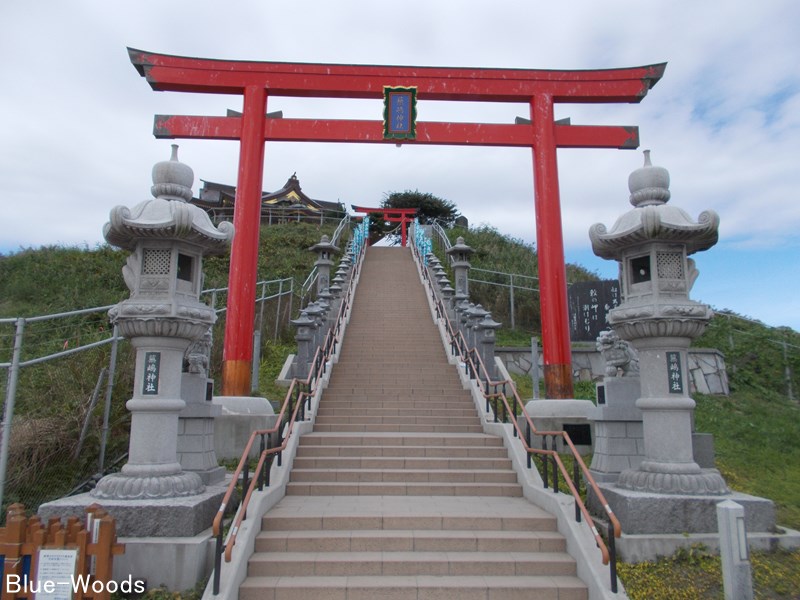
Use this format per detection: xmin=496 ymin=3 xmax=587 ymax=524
xmin=1 ymin=0 xmax=799 ymax=328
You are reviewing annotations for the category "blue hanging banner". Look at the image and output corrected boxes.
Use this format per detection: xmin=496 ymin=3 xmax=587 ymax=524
xmin=383 ymin=86 xmax=417 ymax=140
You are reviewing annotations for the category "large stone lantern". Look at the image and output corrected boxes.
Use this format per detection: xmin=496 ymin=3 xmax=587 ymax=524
xmin=589 ymin=150 xmax=727 ymax=495
xmin=93 ymin=145 xmax=234 ymax=500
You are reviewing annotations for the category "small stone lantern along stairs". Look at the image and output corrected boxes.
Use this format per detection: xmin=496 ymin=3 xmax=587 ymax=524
xmin=240 ymin=247 xmax=588 ymax=600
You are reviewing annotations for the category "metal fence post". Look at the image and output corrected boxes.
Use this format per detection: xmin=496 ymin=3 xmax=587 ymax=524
xmin=509 ymin=274 xmax=516 ymax=330
xmin=274 ymin=279 xmax=284 ymax=341
xmin=98 ymin=325 xmax=120 ymax=473
xmin=783 ymin=337 xmax=795 ymax=402
xmin=531 ymin=336 xmax=540 ymax=400
xmin=0 ymin=317 xmax=26 ymax=511
xmin=75 ymin=368 xmax=107 ymax=459
xmin=288 ymin=279 xmax=295 ymax=325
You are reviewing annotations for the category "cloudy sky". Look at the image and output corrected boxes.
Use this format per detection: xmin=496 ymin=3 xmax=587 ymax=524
xmin=2 ymin=1 xmax=799 ymax=330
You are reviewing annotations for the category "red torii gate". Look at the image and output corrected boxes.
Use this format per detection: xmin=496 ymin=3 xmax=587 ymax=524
xmin=351 ymin=205 xmax=418 ymax=247
xmin=128 ymin=48 xmax=665 ymax=398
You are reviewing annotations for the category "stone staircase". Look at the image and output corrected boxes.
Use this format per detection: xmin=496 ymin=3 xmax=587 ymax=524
xmin=239 ymin=247 xmax=588 ymax=599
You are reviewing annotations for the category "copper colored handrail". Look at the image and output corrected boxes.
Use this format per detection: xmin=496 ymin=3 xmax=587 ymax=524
xmin=411 ymin=235 xmax=621 ymax=593
xmin=211 ymin=240 xmax=364 ymax=595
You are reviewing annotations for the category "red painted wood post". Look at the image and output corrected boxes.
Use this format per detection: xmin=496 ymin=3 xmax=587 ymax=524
xmin=530 ymin=94 xmax=574 ymax=399
xmin=401 ymin=216 xmax=408 ymax=247
xmin=222 ymin=86 xmax=268 ymax=396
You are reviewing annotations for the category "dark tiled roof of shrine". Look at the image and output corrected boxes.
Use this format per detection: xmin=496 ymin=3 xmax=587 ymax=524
xmin=193 ymin=174 xmax=345 ymax=215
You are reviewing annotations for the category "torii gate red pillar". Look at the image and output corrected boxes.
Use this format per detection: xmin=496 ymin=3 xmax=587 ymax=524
xmin=531 ymin=94 xmax=572 ymax=396
xmin=128 ymin=48 xmax=665 ymax=398
xmin=223 ymin=86 xmax=267 ymax=394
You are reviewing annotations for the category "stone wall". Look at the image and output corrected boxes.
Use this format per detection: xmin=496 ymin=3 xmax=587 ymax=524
xmin=497 ymin=344 xmax=729 ymax=395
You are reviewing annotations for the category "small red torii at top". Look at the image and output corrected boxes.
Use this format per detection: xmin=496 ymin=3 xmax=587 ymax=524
xmin=351 ymin=205 xmax=418 ymax=247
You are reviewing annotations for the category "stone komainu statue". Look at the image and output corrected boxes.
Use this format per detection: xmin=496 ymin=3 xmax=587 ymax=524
xmin=184 ymin=330 xmax=212 ymax=375
xmin=596 ymin=329 xmax=639 ymax=377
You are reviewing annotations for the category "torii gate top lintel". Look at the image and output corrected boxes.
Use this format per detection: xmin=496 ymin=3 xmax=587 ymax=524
xmin=127 ymin=47 xmax=666 ymax=399
xmin=128 ymin=47 xmax=665 ymax=104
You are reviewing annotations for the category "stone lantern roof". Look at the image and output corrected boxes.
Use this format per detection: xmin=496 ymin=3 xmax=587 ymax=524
xmin=309 ymin=234 xmax=340 ymax=255
xmin=446 ymin=236 xmax=474 ymax=258
xmin=104 ymin=145 xmax=234 ymax=253
xmin=589 ymin=150 xmax=719 ymax=260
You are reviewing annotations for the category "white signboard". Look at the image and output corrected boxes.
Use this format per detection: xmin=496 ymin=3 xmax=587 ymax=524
xmin=35 ymin=548 xmax=78 ymax=600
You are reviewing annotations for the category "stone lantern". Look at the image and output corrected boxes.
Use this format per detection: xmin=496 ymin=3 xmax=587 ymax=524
xmin=466 ymin=304 xmax=489 ymax=349
xmin=310 ymin=234 xmax=340 ymax=295
xmin=441 ymin=283 xmax=455 ymax=314
xmin=589 ymin=150 xmax=727 ymax=496
xmin=304 ymin=301 xmax=326 ymax=350
xmin=446 ymin=236 xmax=474 ymax=304
xmin=291 ymin=310 xmax=317 ymax=379
xmin=476 ymin=313 xmax=502 ymax=379
xmin=93 ymin=145 xmax=234 ymax=500
xmin=456 ymin=300 xmax=474 ymax=341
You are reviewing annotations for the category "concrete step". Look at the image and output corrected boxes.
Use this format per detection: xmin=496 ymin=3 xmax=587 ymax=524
xmin=330 ymin=366 xmax=451 ymax=374
xmin=285 ymin=481 xmax=523 ymax=496
xmin=319 ymin=398 xmax=475 ymax=413
xmin=296 ymin=445 xmax=511 ymax=459
xmin=256 ymin=529 xmax=567 ymax=553
xmin=248 ymin=550 xmax=577 ymax=577
xmin=289 ymin=468 xmax=519 ymax=484
xmin=321 ymin=386 xmax=467 ymax=394
xmin=292 ymin=456 xmax=513 ymax=470
xmin=260 ymin=496 xmax=558 ymax=532
xmin=316 ymin=407 xmax=477 ymax=417
xmin=311 ymin=423 xmax=486 ymax=434
xmin=318 ymin=396 xmax=473 ymax=405
xmin=325 ymin=379 xmax=463 ymax=388
xmin=313 ymin=415 xmax=480 ymax=426
xmin=298 ymin=433 xmax=505 ymax=447
xmin=239 ymin=574 xmax=588 ymax=600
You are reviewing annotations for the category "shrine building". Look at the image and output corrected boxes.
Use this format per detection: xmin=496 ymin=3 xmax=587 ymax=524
xmin=193 ymin=173 xmax=346 ymax=225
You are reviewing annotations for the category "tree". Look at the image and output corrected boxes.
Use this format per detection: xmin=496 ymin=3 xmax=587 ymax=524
xmin=381 ymin=190 xmax=459 ymax=227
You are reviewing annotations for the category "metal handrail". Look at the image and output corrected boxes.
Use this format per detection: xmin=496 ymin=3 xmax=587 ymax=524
xmin=330 ymin=213 xmax=352 ymax=246
xmin=210 ymin=237 xmax=365 ymax=595
xmin=410 ymin=232 xmax=621 ymax=594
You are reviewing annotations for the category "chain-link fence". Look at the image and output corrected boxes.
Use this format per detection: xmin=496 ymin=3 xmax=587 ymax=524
xmin=0 ymin=276 xmax=298 ymax=521
xmin=699 ymin=311 xmax=798 ymax=402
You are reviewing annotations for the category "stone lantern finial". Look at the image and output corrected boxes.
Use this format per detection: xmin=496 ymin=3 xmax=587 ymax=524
xmin=628 ymin=149 xmax=671 ymax=207
xmin=151 ymin=144 xmax=194 ymax=202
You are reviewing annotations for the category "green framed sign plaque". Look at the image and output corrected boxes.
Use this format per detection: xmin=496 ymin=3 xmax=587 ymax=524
xmin=666 ymin=351 xmax=684 ymax=394
xmin=383 ymin=86 xmax=417 ymax=140
xmin=143 ymin=351 xmax=161 ymax=395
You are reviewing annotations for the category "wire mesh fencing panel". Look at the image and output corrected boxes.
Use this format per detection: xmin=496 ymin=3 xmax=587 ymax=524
xmin=0 ymin=310 xmax=133 ymax=522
